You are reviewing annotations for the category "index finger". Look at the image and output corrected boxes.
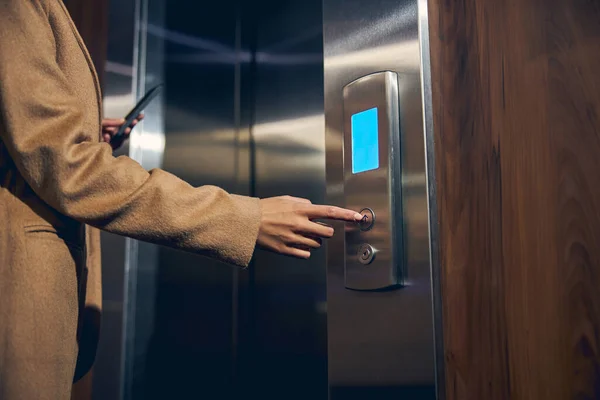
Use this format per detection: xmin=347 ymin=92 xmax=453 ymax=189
xmin=302 ymin=205 xmax=363 ymax=222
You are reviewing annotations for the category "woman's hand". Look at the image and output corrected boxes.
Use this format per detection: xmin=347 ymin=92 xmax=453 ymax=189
xmin=101 ymin=114 xmax=144 ymax=150
xmin=257 ymin=196 xmax=363 ymax=259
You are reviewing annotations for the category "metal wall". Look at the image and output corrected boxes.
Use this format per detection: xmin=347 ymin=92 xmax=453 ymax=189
xmin=121 ymin=0 xmax=166 ymax=397
xmin=122 ymin=1 xmax=245 ymax=399
xmin=237 ymin=0 xmax=328 ymax=399
xmin=96 ymin=1 xmax=247 ymax=398
xmin=323 ymin=0 xmax=441 ymax=398
xmin=98 ymin=0 xmax=331 ymax=398
xmin=94 ymin=0 xmax=138 ymax=398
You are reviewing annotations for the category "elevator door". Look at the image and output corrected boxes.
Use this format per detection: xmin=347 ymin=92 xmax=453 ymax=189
xmin=237 ymin=0 xmax=329 ymax=399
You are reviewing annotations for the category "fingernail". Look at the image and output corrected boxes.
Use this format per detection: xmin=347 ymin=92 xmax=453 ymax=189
xmin=354 ymin=213 xmax=363 ymax=220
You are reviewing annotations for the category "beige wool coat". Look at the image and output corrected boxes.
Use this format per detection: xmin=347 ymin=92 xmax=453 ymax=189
xmin=0 ymin=0 xmax=261 ymax=398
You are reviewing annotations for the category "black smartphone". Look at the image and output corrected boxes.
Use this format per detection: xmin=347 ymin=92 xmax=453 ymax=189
xmin=112 ymin=84 xmax=163 ymax=140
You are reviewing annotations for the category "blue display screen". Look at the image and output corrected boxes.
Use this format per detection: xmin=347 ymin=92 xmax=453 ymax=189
xmin=351 ymin=107 xmax=380 ymax=174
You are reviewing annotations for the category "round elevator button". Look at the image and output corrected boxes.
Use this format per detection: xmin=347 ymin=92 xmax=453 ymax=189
xmin=359 ymin=208 xmax=375 ymax=231
xmin=357 ymin=244 xmax=375 ymax=265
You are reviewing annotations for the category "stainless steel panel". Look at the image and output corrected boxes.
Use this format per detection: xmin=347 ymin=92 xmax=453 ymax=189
xmin=93 ymin=1 xmax=167 ymax=398
xmin=323 ymin=0 xmax=440 ymax=397
xmin=343 ymin=71 xmax=404 ymax=290
xmin=121 ymin=0 xmax=166 ymax=398
xmin=102 ymin=0 xmax=328 ymax=398
xmin=93 ymin=1 xmax=138 ymax=398
xmin=100 ymin=0 xmax=248 ymax=398
xmin=125 ymin=1 xmax=242 ymax=397
xmin=236 ymin=0 xmax=328 ymax=399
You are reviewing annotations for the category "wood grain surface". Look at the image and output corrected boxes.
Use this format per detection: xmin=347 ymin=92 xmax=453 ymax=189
xmin=62 ymin=0 xmax=109 ymax=86
xmin=428 ymin=0 xmax=600 ymax=398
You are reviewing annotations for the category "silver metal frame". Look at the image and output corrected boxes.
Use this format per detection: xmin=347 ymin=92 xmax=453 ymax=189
xmin=342 ymin=71 xmax=406 ymax=291
xmin=120 ymin=0 xmax=166 ymax=398
xmin=417 ymin=0 xmax=446 ymax=396
xmin=118 ymin=0 xmax=144 ymax=396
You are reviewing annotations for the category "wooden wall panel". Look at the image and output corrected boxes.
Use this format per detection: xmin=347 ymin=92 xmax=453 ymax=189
xmin=62 ymin=0 xmax=109 ymax=86
xmin=428 ymin=0 xmax=600 ymax=398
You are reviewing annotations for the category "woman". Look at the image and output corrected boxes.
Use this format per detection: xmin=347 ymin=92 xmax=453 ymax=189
xmin=0 ymin=1 xmax=362 ymax=398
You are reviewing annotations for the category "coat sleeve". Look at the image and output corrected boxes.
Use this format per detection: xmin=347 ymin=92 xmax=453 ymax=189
xmin=0 ymin=0 xmax=261 ymax=267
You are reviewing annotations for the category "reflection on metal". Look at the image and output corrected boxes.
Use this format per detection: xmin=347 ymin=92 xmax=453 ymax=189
xmin=146 ymin=22 xmax=323 ymax=66
xmin=254 ymin=52 xmax=322 ymax=65
xmin=105 ymin=61 xmax=136 ymax=77
xmin=253 ymin=114 xmax=324 ymax=149
xmin=261 ymin=26 xmax=322 ymax=52
xmin=147 ymin=23 xmax=234 ymax=53
xmin=119 ymin=0 xmax=144 ymax=397
xmin=324 ymin=42 xmax=420 ymax=71
xmin=121 ymin=0 xmax=166 ymax=398
xmin=243 ymin=1 xmax=329 ymax=398
xmin=131 ymin=130 xmax=166 ymax=153
xmin=326 ymin=3 xmax=418 ymax=57
xmin=324 ymin=0 xmax=440 ymax=397
xmin=167 ymin=53 xmax=246 ymax=64
xmin=93 ymin=0 xmax=138 ymax=398
xmin=167 ymin=51 xmax=321 ymax=65
xmin=120 ymin=1 xmax=246 ymax=398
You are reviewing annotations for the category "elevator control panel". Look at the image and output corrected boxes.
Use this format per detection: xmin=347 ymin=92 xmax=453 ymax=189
xmin=342 ymin=71 xmax=405 ymax=291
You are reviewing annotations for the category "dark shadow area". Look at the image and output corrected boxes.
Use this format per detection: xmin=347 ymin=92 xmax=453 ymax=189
xmin=330 ymin=385 xmax=436 ymax=400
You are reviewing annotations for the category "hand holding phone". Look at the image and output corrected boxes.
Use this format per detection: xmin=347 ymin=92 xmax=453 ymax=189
xmin=102 ymin=115 xmax=143 ymax=149
xmin=110 ymin=84 xmax=163 ymax=144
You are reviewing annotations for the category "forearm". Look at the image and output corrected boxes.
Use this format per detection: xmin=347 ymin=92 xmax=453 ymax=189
xmin=0 ymin=0 xmax=261 ymax=266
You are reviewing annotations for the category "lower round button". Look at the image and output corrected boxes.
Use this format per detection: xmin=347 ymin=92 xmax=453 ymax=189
xmin=357 ymin=244 xmax=375 ymax=265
